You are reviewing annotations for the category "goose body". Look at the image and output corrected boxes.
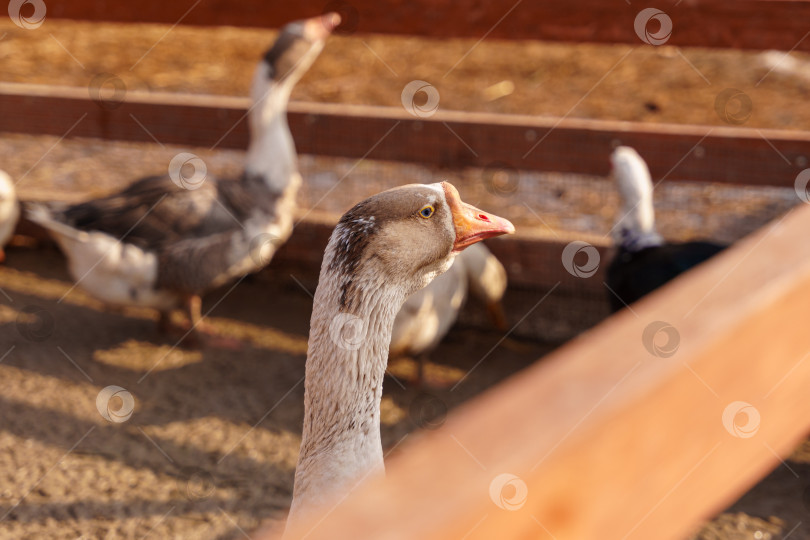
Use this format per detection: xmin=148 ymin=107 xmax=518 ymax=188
xmin=605 ymin=146 xmax=725 ymax=312
xmin=389 ymin=243 xmax=508 ymax=379
xmin=0 ymin=170 xmax=20 ymax=263
xmin=27 ymin=14 xmax=338 ymax=333
xmin=390 ymin=257 xmax=467 ymax=356
xmin=27 ymin=172 xmax=297 ymax=310
xmin=285 ymin=182 xmax=514 ymax=534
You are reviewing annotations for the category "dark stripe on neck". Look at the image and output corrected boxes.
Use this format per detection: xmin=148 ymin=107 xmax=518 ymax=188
xmin=329 ymin=203 xmax=380 ymax=309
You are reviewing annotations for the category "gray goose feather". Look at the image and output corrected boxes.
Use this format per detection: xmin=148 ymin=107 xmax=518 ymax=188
xmin=27 ymin=14 xmax=338 ymax=321
xmin=45 ymin=171 xmax=295 ymax=297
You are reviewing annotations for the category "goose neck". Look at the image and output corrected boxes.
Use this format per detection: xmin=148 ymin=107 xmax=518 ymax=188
xmin=289 ymin=266 xmax=403 ymax=523
xmin=245 ymin=93 xmax=297 ymax=191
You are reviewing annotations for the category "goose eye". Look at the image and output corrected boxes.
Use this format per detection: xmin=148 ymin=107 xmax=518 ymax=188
xmin=419 ymin=205 xmax=435 ymax=219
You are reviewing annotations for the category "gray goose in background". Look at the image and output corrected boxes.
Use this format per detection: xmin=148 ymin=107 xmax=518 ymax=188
xmin=28 ymin=13 xmax=340 ymax=342
xmin=389 ymin=242 xmax=508 ymax=385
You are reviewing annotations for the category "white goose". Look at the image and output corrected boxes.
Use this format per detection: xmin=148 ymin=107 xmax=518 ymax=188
xmin=27 ymin=14 xmax=339 ymax=341
xmin=606 ymin=146 xmax=725 ymax=312
xmin=0 ymin=171 xmax=20 ymax=263
xmin=284 ymin=181 xmax=514 ymax=534
xmin=389 ymin=242 xmax=508 ymax=384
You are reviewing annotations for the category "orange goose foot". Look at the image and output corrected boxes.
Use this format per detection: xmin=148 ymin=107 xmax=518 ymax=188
xmin=156 ymin=300 xmax=244 ymax=350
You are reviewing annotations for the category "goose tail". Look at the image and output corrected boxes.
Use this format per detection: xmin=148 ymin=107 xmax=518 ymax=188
xmin=25 ymin=202 xmax=93 ymax=256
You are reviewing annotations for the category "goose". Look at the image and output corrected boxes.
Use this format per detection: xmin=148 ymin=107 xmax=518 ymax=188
xmin=0 ymin=170 xmax=20 ymax=263
xmin=285 ymin=181 xmax=514 ymax=533
xmin=389 ymin=242 xmax=508 ymax=384
xmin=27 ymin=13 xmax=339 ymax=341
xmin=605 ymin=146 xmax=725 ymax=312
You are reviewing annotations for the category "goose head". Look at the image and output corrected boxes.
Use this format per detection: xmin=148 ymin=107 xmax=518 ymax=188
xmin=250 ymin=13 xmax=340 ymax=116
xmin=610 ymin=146 xmax=661 ymax=248
xmin=289 ymin=182 xmax=513 ymax=529
xmin=326 ymin=182 xmax=515 ymax=309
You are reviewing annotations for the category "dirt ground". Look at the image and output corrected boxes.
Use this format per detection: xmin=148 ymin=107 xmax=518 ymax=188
xmin=3 ymin=227 xmax=810 ymax=540
xmin=0 ymin=245 xmax=554 ymax=539
xmin=1 ymin=16 xmax=810 ymax=540
xmin=1 ymin=19 xmax=810 ymax=129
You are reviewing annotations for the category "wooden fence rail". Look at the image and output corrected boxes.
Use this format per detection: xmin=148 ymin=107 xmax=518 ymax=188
xmin=276 ymin=202 xmax=810 ymax=540
xmin=42 ymin=0 xmax=810 ymax=52
xmin=1 ymin=83 xmax=808 ymax=187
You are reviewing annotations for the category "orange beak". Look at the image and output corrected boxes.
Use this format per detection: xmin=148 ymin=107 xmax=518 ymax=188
xmin=442 ymin=182 xmax=515 ymax=252
xmin=304 ymin=12 xmax=341 ymax=41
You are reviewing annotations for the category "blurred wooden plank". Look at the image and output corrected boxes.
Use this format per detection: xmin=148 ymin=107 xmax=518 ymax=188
xmin=42 ymin=0 xmax=810 ymax=51
xmin=277 ymin=203 xmax=810 ymax=540
xmin=1 ymin=83 xmax=808 ymax=187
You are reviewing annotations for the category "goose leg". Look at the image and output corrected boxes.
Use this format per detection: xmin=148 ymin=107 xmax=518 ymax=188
xmin=153 ymin=300 xmax=205 ymax=347
xmin=415 ymin=353 xmax=459 ymax=389
xmin=415 ymin=353 xmax=427 ymax=387
xmin=187 ymin=294 xmax=203 ymax=331
xmin=486 ymin=300 xmax=508 ymax=332
xmin=183 ymin=294 xmax=205 ymax=347
xmin=184 ymin=294 xmax=243 ymax=350
xmin=485 ymin=300 xmax=531 ymax=353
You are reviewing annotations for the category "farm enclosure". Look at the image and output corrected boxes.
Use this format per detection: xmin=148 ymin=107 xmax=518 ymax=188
xmin=2 ymin=1 xmax=810 ymax=539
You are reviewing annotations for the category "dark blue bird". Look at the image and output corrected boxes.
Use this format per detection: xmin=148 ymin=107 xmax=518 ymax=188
xmin=605 ymin=147 xmax=726 ymax=313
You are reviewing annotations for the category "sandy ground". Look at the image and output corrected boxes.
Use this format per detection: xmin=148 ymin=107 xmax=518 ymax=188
xmin=2 ymin=235 xmax=810 ymax=540
xmin=2 ymin=20 xmax=810 ymax=129
xmin=1 ymin=16 xmax=810 ymax=540
xmin=0 ymin=246 xmax=553 ymax=539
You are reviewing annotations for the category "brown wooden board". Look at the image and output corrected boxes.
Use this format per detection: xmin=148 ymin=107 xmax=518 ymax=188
xmin=40 ymin=0 xmax=810 ymax=51
xmin=1 ymin=83 xmax=808 ymax=188
xmin=275 ymin=202 xmax=810 ymax=540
